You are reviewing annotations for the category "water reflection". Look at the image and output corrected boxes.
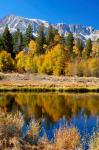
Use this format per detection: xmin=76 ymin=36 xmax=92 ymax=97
xmin=0 ymin=93 xmax=99 ymax=149
xmin=0 ymin=93 xmax=98 ymax=120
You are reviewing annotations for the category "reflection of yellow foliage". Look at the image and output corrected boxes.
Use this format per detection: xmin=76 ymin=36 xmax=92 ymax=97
xmin=1 ymin=93 xmax=98 ymax=122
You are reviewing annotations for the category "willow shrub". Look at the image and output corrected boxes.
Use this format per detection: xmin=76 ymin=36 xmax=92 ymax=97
xmin=65 ymin=58 xmax=99 ymax=77
xmin=88 ymin=58 xmax=99 ymax=77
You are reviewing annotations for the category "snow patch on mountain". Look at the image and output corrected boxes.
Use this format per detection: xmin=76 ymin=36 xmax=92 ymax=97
xmin=0 ymin=14 xmax=99 ymax=41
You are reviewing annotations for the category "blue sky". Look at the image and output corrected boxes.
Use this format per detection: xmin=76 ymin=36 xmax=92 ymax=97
xmin=0 ymin=0 xmax=99 ymax=29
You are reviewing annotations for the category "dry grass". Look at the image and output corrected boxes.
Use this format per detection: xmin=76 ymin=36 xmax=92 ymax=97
xmin=0 ymin=112 xmax=40 ymax=150
xmin=0 ymin=112 xmax=83 ymax=150
xmin=0 ymin=112 xmax=98 ymax=150
xmin=89 ymin=132 xmax=99 ymax=150
xmin=0 ymin=113 xmax=23 ymax=150
xmin=0 ymin=73 xmax=99 ymax=92
xmin=29 ymin=127 xmax=82 ymax=150
xmin=53 ymin=127 xmax=82 ymax=150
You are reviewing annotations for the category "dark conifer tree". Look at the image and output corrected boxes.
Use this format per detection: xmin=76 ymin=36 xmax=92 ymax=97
xmin=46 ymin=24 xmax=54 ymax=46
xmin=97 ymin=38 xmax=99 ymax=42
xmin=76 ymin=38 xmax=84 ymax=57
xmin=2 ymin=26 xmax=13 ymax=56
xmin=13 ymin=29 xmax=23 ymax=55
xmin=0 ymin=37 xmax=3 ymax=50
xmin=66 ymin=32 xmax=74 ymax=60
xmin=36 ymin=25 xmax=45 ymax=55
xmin=52 ymin=29 xmax=61 ymax=46
xmin=18 ymin=32 xmax=23 ymax=51
xmin=60 ymin=34 xmax=65 ymax=46
xmin=24 ymin=24 xmax=33 ymax=47
xmin=85 ymin=38 xmax=92 ymax=58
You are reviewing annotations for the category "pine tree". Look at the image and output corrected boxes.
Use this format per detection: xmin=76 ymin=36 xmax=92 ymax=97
xmin=19 ymin=32 xmax=23 ymax=50
xmin=36 ymin=25 xmax=45 ymax=55
xmin=46 ymin=24 xmax=54 ymax=46
xmin=66 ymin=32 xmax=74 ymax=60
xmin=0 ymin=37 xmax=3 ymax=50
xmin=97 ymin=38 xmax=99 ymax=42
xmin=60 ymin=34 xmax=65 ymax=46
xmin=85 ymin=38 xmax=92 ymax=58
xmin=13 ymin=29 xmax=23 ymax=55
xmin=2 ymin=26 xmax=13 ymax=55
xmin=24 ymin=24 xmax=33 ymax=47
xmin=76 ymin=38 xmax=84 ymax=57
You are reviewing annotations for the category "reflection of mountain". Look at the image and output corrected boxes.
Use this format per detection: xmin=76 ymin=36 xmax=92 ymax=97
xmin=0 ymin=93 xmax=99 ymax=122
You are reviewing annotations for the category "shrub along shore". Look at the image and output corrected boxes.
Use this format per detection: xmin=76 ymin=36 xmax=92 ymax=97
xmin=0 ymin=73 xmax=99 ymax=92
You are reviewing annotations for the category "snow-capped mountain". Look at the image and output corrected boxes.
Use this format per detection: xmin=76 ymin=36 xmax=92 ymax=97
xmin=0 ymin=14 xmax=99 ymax=41
xmin=0 ymin=15 xmax=49 ymax=37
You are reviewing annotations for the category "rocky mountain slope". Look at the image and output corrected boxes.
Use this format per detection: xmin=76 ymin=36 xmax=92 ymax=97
xmin=0 ymin=14 xmax=99 ymax=41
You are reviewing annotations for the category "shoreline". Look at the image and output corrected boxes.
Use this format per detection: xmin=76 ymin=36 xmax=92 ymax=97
xmin=0 ymin=86 xmax=99 ymax=93
xmin=0 ymin=73 xmax=99 ymax=93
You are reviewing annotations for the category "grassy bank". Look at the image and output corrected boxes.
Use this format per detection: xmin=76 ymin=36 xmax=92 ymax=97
xmin=0 ymin=73 xmax=99 ymax=93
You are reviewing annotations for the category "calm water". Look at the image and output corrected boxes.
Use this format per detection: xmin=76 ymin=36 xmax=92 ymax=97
xmin=0 ymin=92 xmax=99 ymax=149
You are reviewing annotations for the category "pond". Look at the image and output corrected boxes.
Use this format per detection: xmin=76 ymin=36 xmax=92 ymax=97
xmin=0 ymin=92 xmax=99 ymax=150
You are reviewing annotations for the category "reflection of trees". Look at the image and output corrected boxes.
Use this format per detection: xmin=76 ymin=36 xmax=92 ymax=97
xmin=0 ymin=94 xmax=20 ymax=113
xmin=0 ymin=93 xmax=99 ymax=122
xmin=5 ymin=95 xmax=16 ymax=112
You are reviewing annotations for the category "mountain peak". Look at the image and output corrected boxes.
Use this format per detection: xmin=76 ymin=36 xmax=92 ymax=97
xmin=0 ymin=14 xmax=99 ymax=41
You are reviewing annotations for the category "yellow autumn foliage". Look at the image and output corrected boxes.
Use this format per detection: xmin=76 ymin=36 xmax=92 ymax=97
xmin=15 ymin=51 xmax=26 ymax=72
xmin=15 ymin=39 xmax=99 ymax=77
xmin=16 ymin=50 xmax=38 ymax=73
xmin=28 ymin=40 xmax=37 ymax=55
xmin=65 ymin=58 xmax=99 ymax=77
xmin=36 ymin=44 xmax=67 ymax=75
xmin=92 ymin=42 xmax=99 ymax=57
xmin=0 ymin=51 xmax=14 ymax=72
